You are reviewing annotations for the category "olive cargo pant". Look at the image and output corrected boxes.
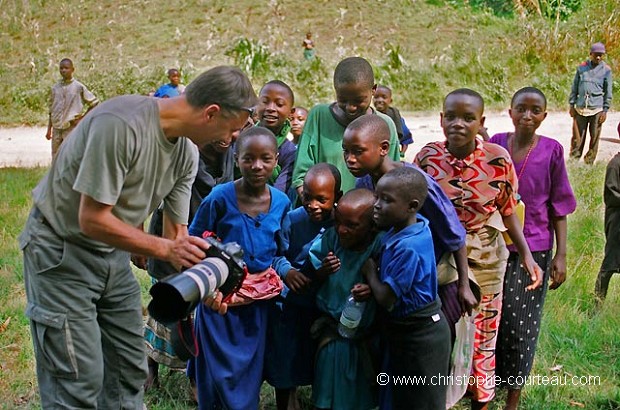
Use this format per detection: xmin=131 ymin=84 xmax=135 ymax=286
xmin=20 ymin=208 xmax=147 ymax=409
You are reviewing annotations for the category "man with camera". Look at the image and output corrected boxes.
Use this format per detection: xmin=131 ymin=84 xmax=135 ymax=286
xmin=19 ymin=66 xmax=256 ymax=409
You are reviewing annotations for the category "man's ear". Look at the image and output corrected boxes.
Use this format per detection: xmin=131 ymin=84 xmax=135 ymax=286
xmin=204 ymin=104 xmax=221 ymax=121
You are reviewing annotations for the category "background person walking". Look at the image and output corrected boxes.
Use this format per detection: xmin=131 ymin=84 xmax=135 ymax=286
xmin=569 ymin=42 xmax=613 ymax=164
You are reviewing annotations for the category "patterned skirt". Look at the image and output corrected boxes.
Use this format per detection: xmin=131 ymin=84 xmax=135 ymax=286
xmin=496 ymin=251 xmax=551 ymax=388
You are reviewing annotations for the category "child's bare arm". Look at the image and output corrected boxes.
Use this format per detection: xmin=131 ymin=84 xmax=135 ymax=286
xmin=549 ymin=216 xmax=568 ymax=289
xmin=361 ymin=258 xmax=396 ymax=310
xmin=454 ymin=246 xmax=478 ymax=314
xmin=46 ymin=113 xmax=52 ymax=140
xmin=503 ymin=213 xmax=542 ymax=290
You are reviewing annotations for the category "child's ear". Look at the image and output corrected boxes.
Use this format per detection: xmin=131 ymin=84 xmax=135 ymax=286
xmin=479 ymin=115 xmax=486 ymax=128
xmin=408 ymin=199 xmax=420 ymax=213
xmin=379 ymin=140 xmax=390 ymax=156
xmin=371 ymin=84 xmax=378 ymax=94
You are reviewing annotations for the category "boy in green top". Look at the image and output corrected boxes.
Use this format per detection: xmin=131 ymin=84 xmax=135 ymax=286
xmin=291 ymin=56 xmax=401 ymax=194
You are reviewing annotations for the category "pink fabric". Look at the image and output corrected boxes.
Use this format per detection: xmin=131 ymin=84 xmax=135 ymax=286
xmin=227 ymin=267 xmax=283 ymax=306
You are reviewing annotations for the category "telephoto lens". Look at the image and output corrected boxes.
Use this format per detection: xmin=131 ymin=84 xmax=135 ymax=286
xmin=148 ymin=257 xmax=230 ymax=324
xmin=147 ymin=238 xmax=247 ymax=324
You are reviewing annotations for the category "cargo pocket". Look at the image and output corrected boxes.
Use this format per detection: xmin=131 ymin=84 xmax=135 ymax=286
xmin=25 ymin=225 xmax=67 ymax=276
xmin=26 ymin=303 xmax=78 ymax=380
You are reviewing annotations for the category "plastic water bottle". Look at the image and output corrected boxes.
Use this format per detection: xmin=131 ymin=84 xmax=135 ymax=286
xmin=338 ymin=294 xmax=366 ymax=338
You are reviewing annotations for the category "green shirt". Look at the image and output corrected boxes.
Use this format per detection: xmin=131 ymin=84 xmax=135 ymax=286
xmin=291 ymin=104 xmax=401 ymax=193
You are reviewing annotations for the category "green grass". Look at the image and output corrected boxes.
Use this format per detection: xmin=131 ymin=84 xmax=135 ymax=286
xmin=1 ymin=0 xmax=619 ymax=126
xmin=1 ymin=162 xmax=619 ymax=409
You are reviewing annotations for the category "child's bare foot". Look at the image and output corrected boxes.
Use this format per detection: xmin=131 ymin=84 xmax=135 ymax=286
xmin=144 ymin=358 xmax=160 ymax=392
xmin=144 ymin=373 xmax=159 ymax=392
xmin=189 ymin=378 xmax=198 ymax=404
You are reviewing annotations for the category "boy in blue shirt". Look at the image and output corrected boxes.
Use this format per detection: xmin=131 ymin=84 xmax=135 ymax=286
xmin=365 ymin=166 xmax=451 ymax=410
xmin=153 ymin=68 xmax=185 ymax=98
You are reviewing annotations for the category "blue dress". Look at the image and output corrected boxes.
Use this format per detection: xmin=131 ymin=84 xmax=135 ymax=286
xmin=266 ymin=207 xmax=334 ymax=389
xmin=188 ymin=182 xmax=290 ymax=410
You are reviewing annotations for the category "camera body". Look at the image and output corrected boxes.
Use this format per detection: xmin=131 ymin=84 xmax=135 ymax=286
xmin=147 ymin=236 xmax=247 ymax=324
xmin=202 ymin=236 xmax=246 ymax=296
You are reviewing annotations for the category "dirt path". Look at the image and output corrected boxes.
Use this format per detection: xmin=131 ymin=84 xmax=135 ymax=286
xmin=1 ymin=112 xmax=619 ymax=168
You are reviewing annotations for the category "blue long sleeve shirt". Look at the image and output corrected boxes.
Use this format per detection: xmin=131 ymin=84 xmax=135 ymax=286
xmin=569 ymin=60 xmax=613 ymax=112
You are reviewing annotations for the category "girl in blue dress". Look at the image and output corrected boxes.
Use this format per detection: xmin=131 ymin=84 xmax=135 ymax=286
xmin=188 ymin=126 xmax=291 ymax=409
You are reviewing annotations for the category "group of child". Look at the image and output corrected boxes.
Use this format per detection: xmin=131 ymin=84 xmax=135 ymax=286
xmin=48 ymin=54 xmax=620 ymax=410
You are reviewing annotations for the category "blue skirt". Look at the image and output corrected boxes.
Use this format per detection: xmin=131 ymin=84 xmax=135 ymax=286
xmin=264 ymin=300 xmax=318 ymax=389
xmin=193 ymin=300 xmax=269 ymax=410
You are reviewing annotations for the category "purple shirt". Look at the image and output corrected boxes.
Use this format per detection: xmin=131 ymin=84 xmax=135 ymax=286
xmin=489 ymin=133 xmax=577 ymax=252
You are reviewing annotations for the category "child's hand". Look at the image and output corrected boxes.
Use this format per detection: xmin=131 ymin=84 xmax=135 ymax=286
xmin=316 ymin=252 xmax=340 ymax=280
xmin=351 ymin=283 xmax=371 ymax=301
xmin=549 ymin=253 xmax=567 ymax=290
xmin=204 ymin=291 xmax=228 ymax=315
xmin=284 ymin=269 xmax=311 ymax=293
xmin=45 ymin=130 xmax=52 ymax=140
xmin=523 ymin=257 xmax=543 ymax=291
xmin=457 ymin=283 xmax=479 ymax=315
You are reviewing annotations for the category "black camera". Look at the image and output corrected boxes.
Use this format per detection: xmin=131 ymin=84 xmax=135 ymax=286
xmin=147 ymin=236 xmax=247 ymax=324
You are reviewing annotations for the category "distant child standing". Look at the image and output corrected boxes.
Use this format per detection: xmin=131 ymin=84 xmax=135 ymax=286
xmin=415 ymin=88 xmax=542 ymax=410
xmin=257 ymin=80 xmax=297 ymax=193
xmin=153 ymin=68 xmax=186 ymax=98
xmin=45 ymin=58 xmax=99 ymax=158
xmin=366 ymin=167 xmax=451 ymax=410
xmin=289 ymin=106 xmax=309 ymax=146
xmin=292 ymin=56 xmax=401 ymax=194
xmin=267 ymin=163 xmax=343 ymax=410
xmin=594 ymin=127 xmax=620 ymax=302
xmin=490 ymin=87 xmax=576 ymax=410
xmin=309 ymin=188 xmax=384 ymax=410
xmin=188 ymin=127 xmax=289 ymax=409
xmin=302 ymin=32 xmax=315 ymax=60
xmin=373 ymin=85 xmax=413 ymax=157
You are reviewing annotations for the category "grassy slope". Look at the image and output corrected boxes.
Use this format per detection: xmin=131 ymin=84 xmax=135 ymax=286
xmin=1 ymin=0 xmax=618 ymax=125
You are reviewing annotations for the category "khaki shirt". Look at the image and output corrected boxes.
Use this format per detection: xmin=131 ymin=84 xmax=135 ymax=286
xmin=49 ymin=79 xmax=98 ymax=129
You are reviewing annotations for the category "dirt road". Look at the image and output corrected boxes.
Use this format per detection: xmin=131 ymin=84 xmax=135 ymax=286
xmin=1 ymin=111 xmax=619 ymax=168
